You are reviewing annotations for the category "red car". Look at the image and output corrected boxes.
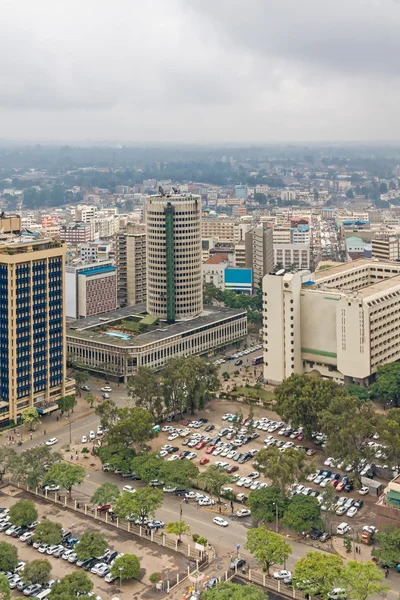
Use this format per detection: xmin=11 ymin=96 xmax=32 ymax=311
xmin=240 ymin=417 xmax=249 ymax=426
xmin=200 ymin=457 xmax=210 ymax=465
xmin=297 ymin=433 xmax=304 ymax=441
xmin=226 ymin=465 xmax=239 ymax=474
xmin=206 ymin=445 xmax=216 ymax=454
xmin=182 ymin=420 xmax=191 ymax=426
xmin=97 ymin=504 xmax=112 ymax=512
xmin=196 ymin=441 xmax=206 ymax=450
xmin=336 ymin=481 xmax=346 ymax=492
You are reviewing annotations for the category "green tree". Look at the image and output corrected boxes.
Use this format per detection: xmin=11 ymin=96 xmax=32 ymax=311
xmin=128 ymin=367 xmax=163 ymax=418
xmin=18 ymin=446 xmax=63 ymax=488
xmin=379 ymin=182 xmax=388 ymax=195
xmin=281 ymin=495 xmax=323 ymax=534
xmin=372 ymin=528 xmax=400 ymax=567
xmin=95 ymin=398 xmax=118 ymax=428
xmin=0 ymin=542 xmax=18 ymax=572
xmin=371 ymin=362 xmax=400 ymax=407
xmin=9 ymin=500 xmax=38 ymax=527
xmin=377 ymin=409 xmax=400 ymax=470
xmin=57 ymin=395 xmax=76 ymax=415
xmin=346 ymin=189 xmax=355 ymax=199
xmin=84 ymin=393 xmax=96 ymax=408
xmin=32 ymin=521 xmax=63 ymax=545
xmin=254 ymin=446 xmax=311 ymax=492
xmin=43 ymin=463 xmax=85 ymax=498
xmin=198 ymin=465 xmax=234 ymax=503
xmin=110 ymin=554 xmax=140 ymax=581
xmin=245 ymin=527 xmax=291 ymax=575
xmin=274 ymin=374 xmax=347 ymax=438
xmin=294 ymin=551 xmax=344 ymax=598
xmin=114 ymin=487 xmax=163 ymax=522
xmin=21 ymin=407 xmax=41 ymax=431
xmin=254 ymin=193 xmax=267 ymax=204
xmin=0 ymin=574 xmax=10 ymax=600
xmin=106 ymin=406 xmax=155 ymax=452
xmin=248 ymin=487 xmax=288 ymax=523
xmin=339 ymin=561 xmax=389 ymax=600
xmin=345 ymin=384 xmax=370 ymax=403
xmin=49 ymin=571 xmax=93 ymax=599
xmin=22 ymin=559 xmax=52 ymax=585
xmin=74 ymin=370 xmax=89 ymax=396
xmin=75 ymin=531 xmax=107 ymax=561
xmin=98 ymin=442 xmax=135 ymax=473
xmin=166 ymin=520 xmax=191 ymax=542
xmin=201 ymin=582 xmax=266 ymax=600
xmin=160 ymin=459 xmax=199 ymax=487
xmin=91 ymin=482 xmax=120 ymax=507
xmin=131 ymin=453 xmax=164 ymax=483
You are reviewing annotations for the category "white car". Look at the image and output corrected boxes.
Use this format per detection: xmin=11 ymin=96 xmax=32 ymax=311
xmin=314 ymin=475 xmax=325 ymax=484
xmin=324 ymin=457 xmax=336 ymax=466
xmin=198 ymin=497 xmax=214 ymax=506
xmin=213 ymin=517 xmax=228 ymax=527
xmin=307 ymin=471 xmax=319 ymax=482
xmin=44 ymin=484 xmax=60 ymax=492
xmin=250 ymin=481 xmax=260 ymax=491
xmin=163 ymin=486 xmax=177 ymax=493
xmin=347 ymin=506 xmax=358 ymax=518
xmin=358 ymin=487 xmax=369 ymax=495
xmin=97 ymin=427 xmax=103 ymax=436
xmin=45 ymin=437 xmax=58 ymax=446
xmin=236 ymin=509 xmax=251 ymax=518
xmin=89 ymin=431 xmax=95 ymax=440
xmin=167 ymin=454 xmax=180 ymax=461
xmin=122 ymin=485 xmax=135 ymax=494
xmin=363 ymin=525 xmax=378 ymax=534
xmin=186 ymin=452 xmax=197 ymax=460
xmin=19 ymin=531 xmax=33 ymax=542
xmin=101 ymin=386 xmax=112 ymax=392
xmin=168 ymin=433 xmax=179 ymax=441
xmin=46 ymin=545 xmax=61 ymax=555
xmin=185 ymin=491 xmax=197 ymax=499
xmin=274 ymin=570 xmax=292 ymax=580
xmin=159 ymin=450 xmax=168 ymax=458
xmin=81 ymin=435 xmax=87 ymax=444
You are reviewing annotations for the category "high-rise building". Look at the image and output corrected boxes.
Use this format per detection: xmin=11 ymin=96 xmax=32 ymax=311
xmin=116 ymin=224 xmax=147 ymax=307
xmin=245 ymin=225 xmax=274 ymax=290
xmin=0 ymin=236 xmax=71 ymax=424
xmin=146 ymin=193 xmax=202 ymax=322
xmin=65 ymin=261 xmax=117 ymax=319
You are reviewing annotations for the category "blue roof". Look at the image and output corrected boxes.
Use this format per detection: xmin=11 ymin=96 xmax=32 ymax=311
xmin=79 ymin=266 xmax=116 ymax=277
xmin=224 ymin=268 xmax=252 ymax=285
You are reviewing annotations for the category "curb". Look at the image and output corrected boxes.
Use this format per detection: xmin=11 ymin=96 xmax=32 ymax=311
xmin=63 ymin=459 xmax=98 ymax=471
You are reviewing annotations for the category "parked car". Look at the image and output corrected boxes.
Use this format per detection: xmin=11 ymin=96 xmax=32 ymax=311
xmin=213 ymin=517 xmax=228 ymax=527
xmin=229 ymin=557 xmax=246 ymax=570
xmin=274 ymin=570 xmax=292 ymax=580
xmin=236 ymin=509 xmax=251 ymax=518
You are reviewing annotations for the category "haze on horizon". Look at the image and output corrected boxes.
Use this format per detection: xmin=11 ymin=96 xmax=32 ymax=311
xmin=1 ymin=0 xmax=400 ymax=144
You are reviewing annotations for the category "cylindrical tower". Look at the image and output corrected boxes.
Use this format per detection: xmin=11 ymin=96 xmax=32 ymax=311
xmin=146 ymin=193 xmax=202 ymax=322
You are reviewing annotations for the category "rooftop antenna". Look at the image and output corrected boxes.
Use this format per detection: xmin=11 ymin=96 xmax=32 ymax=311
xmin=158 ymin=186 xmax=165 ymax=196
xmin=172 ymin=186 xmax=179 ymax=194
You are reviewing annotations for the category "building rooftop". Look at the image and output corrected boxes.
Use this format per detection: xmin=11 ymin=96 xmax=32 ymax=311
xmin=356 ymin=274 xmax=400 ymax=299
xmin=79 ymin=265 xmax=116 ymax=277
xmin=204 ymin=255 xmax=228 ymax=265
xmin=67 ymin=305 xmax=246 ymax=348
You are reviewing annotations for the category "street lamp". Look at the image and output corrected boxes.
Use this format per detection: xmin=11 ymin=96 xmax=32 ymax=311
xmin=66 ymin=418 xmax=72 ymax=445
xmin=179 ymin=499 xmax=185 ymax=543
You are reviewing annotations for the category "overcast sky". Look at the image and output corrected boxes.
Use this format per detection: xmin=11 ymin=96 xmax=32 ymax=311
xmin=1 ymin=0 xmax=400 ymax=143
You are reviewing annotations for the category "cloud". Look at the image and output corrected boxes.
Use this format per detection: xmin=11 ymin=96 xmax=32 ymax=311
xmin=0 ymin=0 xmax=399 ymax=141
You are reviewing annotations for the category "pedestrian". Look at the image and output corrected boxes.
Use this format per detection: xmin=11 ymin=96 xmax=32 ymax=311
xmin=44 ymin=430 xmax=46 ymax=435
xmin=70 ymin=454 xmax=73 ymax=460
xmin=75 ymin=450 xmax=78 ymax=455
xmin=30 ymin=433 xmax=32 ymax=440
xmin=219 ymin=506 xmax=222 ymax=514
xmin=56 ymin=416 xmax=59 ymax=422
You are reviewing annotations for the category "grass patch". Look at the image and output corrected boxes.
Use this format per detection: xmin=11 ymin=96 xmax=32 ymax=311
xmin=231 ymin=386 xmax=274 ymax=402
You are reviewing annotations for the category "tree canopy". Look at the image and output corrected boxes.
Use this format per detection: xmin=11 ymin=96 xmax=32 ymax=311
xmin=198 ymin=465 xmax=234 ymax=502
xmin=254 ymin=446 xmax=311 ymax=492
xmin=22 ymin=559 xmax=52 ymax=585
xmin=128 ymin=367 xmax=163 ymax=419
xmin=294 ymin=551 xmax=344 ymax=598
xmin=21 ymin=407 xmax=41 ymax=431
xmin=248 ymin=487 xmax=288 ymax=523
xmin=372 ymin=528 xmax=400 ymax=567
xmin=48 ymin=571 xmax=93 ymax=599
xmin=0 ymin=542 xmax=18 ymax=573
xmin=339 ymin=561 xmax=389 ymax=600
xmin=114 ymin=487 xmax=163 ymax=522
xmin=200 ymin=581 xmax=266 ymax=600
xmin=245 ymin=527 xmax=291 ymax=575
xmin=160 ymin=459 xmax=199 ymax=487
xmin=0 ymin=574 xmax=10 ymax=600
xmin=43 ymin=463 xmax=85 ymax=497
xmin=371 ymin=362 xmax=400 ymax=406
xmin=75 ymin=531 xmax=107 ymax=561
xmin=281 ymin=495 xmax=322 ymax=534
xmin=110 ymin=554 xmax=141 ymax=581
xmin=32 ymin=521 xmax=62 ymax=546
xmin=9 ymin=500 xmax=38 ymax=527
xmin=131 ymin=453 xmax=164 ymax=483
xmin=91 ymin=482 xmax=120 ymax=507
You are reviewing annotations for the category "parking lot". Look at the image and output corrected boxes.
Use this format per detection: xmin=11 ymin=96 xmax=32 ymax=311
xmin=0 ymin=488 xmax=187 ymax=599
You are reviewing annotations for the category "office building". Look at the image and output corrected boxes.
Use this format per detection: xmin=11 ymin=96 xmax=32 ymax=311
xmin=65 ymin=261 xmax=117 ymax=319
xmin=235 ymin=185 xmax=247 ymax=199
xmin=146 ymin=192 xmax=202 ymax=322
xmin=60 ymin=222 xmax=93 ymax=244
xmin=116 ymin=224 xmax=147 ymax=307
xmin=263 ymin=259 xmax=400 ymax=386
xmin=273 ymin=244 xmax=310 ymax=269
xmin=372 ymin=237 xmax=400 ymax=262
xmin=224 ymin=268 xmax=252 ymax=294
xmin=234 ymin=244 xmax=246 ymax=268
xmin=245 ymin=225 xmax=274 ymax=290
xmin=0 ymin=236 xmax=74 ymax=424
xmin=202 ymin=219 xmax=236 ymax=243
xmin=203 ymin=255 xmax=228 ymax=289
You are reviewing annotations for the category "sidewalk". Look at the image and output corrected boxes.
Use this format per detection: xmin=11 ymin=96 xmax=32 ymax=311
xmin=332 ymin=535 xmax=372 ymax=562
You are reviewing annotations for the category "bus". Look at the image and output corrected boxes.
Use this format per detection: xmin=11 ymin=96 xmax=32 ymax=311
xmin=252 ymin=356 xmax=263 ymax=366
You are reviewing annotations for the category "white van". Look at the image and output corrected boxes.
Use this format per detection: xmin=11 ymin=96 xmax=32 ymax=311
xmin=33 ymin=590 xmax=52 ymax=600
xmin=336 ymin=522 xmax=350 ymax=535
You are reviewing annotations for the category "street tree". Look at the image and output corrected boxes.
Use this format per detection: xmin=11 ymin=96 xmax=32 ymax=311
xmin=294 ymin=551 xmax=344 ymax=598
xmin=22 ymin=559 xmax=52 ymax=585
xmin=372 ymin=528 xmax=400 ymax=567
xmin=131 ymin=454 xmax=164 ymax=483
xmin=114 ymin=487 xmax=163 ymax=522
xmin=43 ymin=463 xmax=85 ymax=498
xmin=98 ymin=442 xmax=135 ymax=473
xmin=320 ymin=484 xmax=339 ymax=529
xmin=18 ymin=446 xmax=63 ymax=488
xmin=377 ymin=409 xmax=400 ymax=470
xmin=84 ymin=393 xmax=96 ymax=409
xmin=91 ymin=482 xmax=120 ymax=507
xmin=0 ymin=447 xmax=17 ymax=480
xmin=106 ymin=406 xmax=155 ymax=452
xmin=110 ymin=554 xmax=141 ymax=581
xmin=274 ymin=374 xmax=347 ymax=438
xmin=248 ymin=487 xmax=288 ymax=523
xmin=198 ymin=465 xmax=234 ymax=503
xmin=21 ymin=407 xmax=41 ymax=431
xmin=371 ymin=362 xmax=400 ymax=407
xmin=0 ymin=542 xmax=18 ymax=573
xmin=9 ymin=500 xmax=38 ymax=527
xmin=245 ymin=527 xmax=291 ymax=575
xmin=166 ymin=521 xmax=191 ymax=542
xmin=201 ymin=582 xmax=266 ymax=600
xmin=57 ymin=395 xmax=76 ymax=415
xmin=254 ymin=446 xmax=312 ymax=492
xmin=128 ymin=367 xmax=163 ymax=419
xmin=95 ymin=398 xmax=118 ymax=428
xmin=75 ymin=531 xmax=107 ymax=562
xmin=48 ymin=571 xmax=93 ymax=599
xmin=339 ymin=561 xmax=389 ymax=600
xmin=281 ymin=495 xmax=323 ymax=534
xmin=345 ymin=384 xmax=370 ymax=403
xmin=160 ymin=460 xmax=199 ymax=488
xmin=74 ymin=370 xmax=89 ymax=396
xmin=32 ymin=521 xmax=63 ymax=545
xmin=0 ymin=574 xmax=10 ymax=600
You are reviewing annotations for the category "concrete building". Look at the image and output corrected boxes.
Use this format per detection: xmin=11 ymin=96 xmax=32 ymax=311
xmin=234 ymin=244 xmax=246 ymax=268
xmin=245 ymin=225 xmax=274 ymax=290
xmin=224 ymin=268 xmax=252 ymax=294
xmin=273 ymin=244 xmax=310 ymax=269
xmin=65 ymin=261 xmax=117 ymax=319
xmin=61 ymin=222 xmax=93 ymax=244
xmin=75 ymin=205 xmax=98 ymax=222
xmin=0 ymin=236 xmax=74 ymax=424
xmin=202 ymin=219 xmax=236 ymax=243
xmin=116 ymin=224 xmax=147 ymax=307
xmin=80 ymin=242 xmax=112 ymax=263
xmin=346 ymin=236 xmax=366 ymax=260
xmin=372 ymin=236 xmax=400 ymax=262
xmin=146 ymin=193 xmax=202 ymax=322
xmin=291 ymin=225 xmax=310 ymax=245
xmin=376 ymin=475 xmax=400 ymax=529
xmin=66 ymin=305 xmax=247 ymax=381
xmin=263 ymin=259 xmax=400 ymax=386
xmin=273 ymin=227 xmax=292 ymax=244
xmin=202 ymin=255 xmax=227 ymax=290
xmin=235 ymin=185 xmax=247 ymax=199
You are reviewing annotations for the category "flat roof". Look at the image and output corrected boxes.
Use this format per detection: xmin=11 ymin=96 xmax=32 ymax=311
xmin=67 ymin=305 xmax=246 ymax=348
xmin=314 ymin=258 xmax=400 ymax=281
xmin=67 ymin=303 xmax=147 ymax=330
xmin=79 ymin=265 xmax=116 ymax=277
xmin=356 ymin=274 xmax=400 ymax=299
